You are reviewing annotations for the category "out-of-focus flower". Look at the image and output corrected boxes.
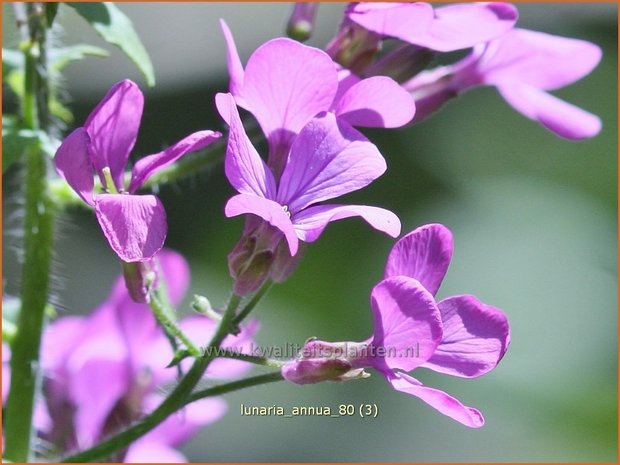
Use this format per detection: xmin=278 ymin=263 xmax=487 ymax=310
xmin=217 ymin=92 xmax=400 ymax=294
xmin=54 ymin=80 xmax=221 ymax=263
xmin=2 ymin=342 xmax=10 ymax=403
xmin=405 ymin=29 xmax=602 ymax=139
xmin=220 ymin=22 xmax=415 ymax=176
xmin=34 ymin=250 xmax=256 ymax=461
xmin=282 ymin=224 xmax=510 ymax=428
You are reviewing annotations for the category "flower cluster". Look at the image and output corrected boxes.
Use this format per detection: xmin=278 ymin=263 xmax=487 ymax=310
xmin=4 ymin=2 xmax=599 ymax=462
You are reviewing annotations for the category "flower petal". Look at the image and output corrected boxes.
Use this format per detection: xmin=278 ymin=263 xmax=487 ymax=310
xmin=387 ymin=371 xmax=484 ymax=428
xmin=277 ymin=113 xmax=386 ymax=212
xmin=335 ymin=76 xmax=416 ymax=128
xmin=347 ymin=3 xmax=434 ymax=44
xmin=40 ymin=316 xmax=88 ymax=372
xmin=220 ymin=19 xmax=245 ymax=103
xmin=497 ymin=83 xmax=602 ymax=140
xmin=369 ymin=276 xmax=442 ymax=372
xmin=125 ymin=442 xmax=187 ymax=463
xmin=384 ymin=223 xmax=453 ymax=296
xmin=84 ymin=79 xmax=144 ymax=189
xmin=95 ymin=193 xmax=167 ymax=262
xmin=154 ymin=249 xmax=191 ymax=307
xmin=129 ymin=130 xmax=222 ymax=193
xmin=479 ymin=28 xmax=602 ymax=91
xmin=69 ymin=358 xmax=129 ymax=448
xmin=140 ymin=395 xmax=227 ymax=447
xmin=422 ymin=295 xmax=510 ymax=378
xmin=216 ymin=93 xmax=276 ymax=198
xmin=292 ymin=204 xmax=400 ymax=242
xmin=54 ymin=127 xmax=94 ymax=205
xmin=173 ymin=316 xmax=258 ymax=379
xmin=225 ymin=193 xmax=298 ymax=255
xmin=241 ymin=38 xmax=338 ymax=143
xmin=348 ymin=3 xmax=517 ymax=52
xmin=416 ymin=2 xmax=518 ymax=52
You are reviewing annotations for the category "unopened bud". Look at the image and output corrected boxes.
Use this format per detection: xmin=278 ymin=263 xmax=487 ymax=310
xmin=286 ymin=3 xmax=318 ymax=42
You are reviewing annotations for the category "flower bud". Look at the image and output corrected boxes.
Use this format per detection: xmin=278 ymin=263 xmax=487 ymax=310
xmin=282 ymin=358 xmax=354 ymax=385
xmin=286 ymin=3 xmax=318 ymax=42
xmin=228 ymin=221 xmax=281 ymax=295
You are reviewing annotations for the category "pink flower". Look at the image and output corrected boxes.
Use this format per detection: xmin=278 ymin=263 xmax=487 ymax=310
xmin=54 ymin=80 xmax=221 ymax=262
xmin=34 ymin=250 xmax=256 ymax=461
xmin=217 ymin=92 xmax=400 ymax=294
xmin=220 ymin=21 xmax=415 ymax=176
xmin=282 ymin=224 xmax=510 ymax=428
xmin=405 ymin=29 xmax=602 ymax=140
xmin=345 ymin=2 xmax=518 ymax=53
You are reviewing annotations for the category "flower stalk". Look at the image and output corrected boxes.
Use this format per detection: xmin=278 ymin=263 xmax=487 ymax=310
xmin=4 ymin=3 xmax=55 ymax=461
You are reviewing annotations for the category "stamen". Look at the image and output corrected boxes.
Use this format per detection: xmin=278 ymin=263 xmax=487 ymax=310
xmin=101 ymin=167 xmax=119 ymax=194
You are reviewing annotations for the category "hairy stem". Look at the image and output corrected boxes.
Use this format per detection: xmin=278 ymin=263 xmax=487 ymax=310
xmin=213 ymin=348 xmax=284 ymax=369
xmin=4 ymin=4 xmax=54 ymax=461
xmin=149 ymin=291 xmax=201 ymax=357
xmin=231 ymin=279 xmax=273 ymax=330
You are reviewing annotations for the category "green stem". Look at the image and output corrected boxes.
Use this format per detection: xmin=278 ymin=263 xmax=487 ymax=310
xmin=149 ymin=291 xmax=201 ymax=357
xmin=231 ymin=279 xmax=273 ymax=329
xmin=215 ymin=348 xmax=284 ymax=369
xmin=187 ymin=372 xmax=284 ymax=404
xmin=4 ymin=4 xmax=53 ymax=462
xmin=60 ymin=293 xmax=243 ymax=463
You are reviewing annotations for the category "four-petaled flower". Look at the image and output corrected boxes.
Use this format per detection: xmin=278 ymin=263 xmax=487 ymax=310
xmin=54 ymin=79 xmax=221 ymax=262
xmin=217 ymin=92 xmax=401 ymax=259
xmin=282 ymin=224 xmax=510 ymax=428
xmin=221 ymin=22 xmax=415 ymax=176
xmin=405 ymin=28 xmax=602 ymax=139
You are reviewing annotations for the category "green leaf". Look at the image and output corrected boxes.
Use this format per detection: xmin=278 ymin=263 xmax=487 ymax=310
xmin=65 ymin=2 xmax=155 ymax=86
xmin=50 ymin=44 xmax=109 ymax=72
xmin=166 ymin=349 xmax=192 ymax=368
xmin=2 ymin=125 xmax=60 ymax=172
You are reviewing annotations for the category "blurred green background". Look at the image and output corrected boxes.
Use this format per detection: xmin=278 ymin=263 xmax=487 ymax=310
xmin=2 ymin=2 xmax=617 ymax=462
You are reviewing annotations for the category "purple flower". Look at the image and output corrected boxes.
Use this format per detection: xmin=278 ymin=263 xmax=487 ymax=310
xmin=220 ymin=22 xmax=415 ymax=176
xmin=282 ymin=224 xmax=510 ymax=428
xmin=216 ymin=91 xmax=400 ymax=294
xmin=35 ymin=250 xmax=256 ymax=461
xmin=217 ymin=91 xmax=400 ymax=255
xmin=405 ymin=28 xmax=602 ymax=140
xmin=344 ymin=2 xmax=518 ymax=53
xmin=54 ymin=80 xmax=221 ymax=262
